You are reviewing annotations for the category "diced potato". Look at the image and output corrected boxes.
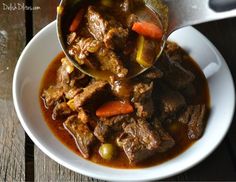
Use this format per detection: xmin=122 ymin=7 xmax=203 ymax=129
xmin=61 ymin=57 xmax=74 ymax=74
xmin=67 ymin=99 xmax=76 ymax=111
xmin=136 ymin=35 xmax=158 ymax=68
xmin=57 ymin=5 xmax=64 ymax=14
xmin=66 ymin=64 xmax=74 ymax=74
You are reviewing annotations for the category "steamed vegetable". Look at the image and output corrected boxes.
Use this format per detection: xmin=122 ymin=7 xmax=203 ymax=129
xmin=132 ymin=21 xmax=163 ymax=40
xmin=136 ymin=35 xmax=158 ymax=67
xmin=96 ymin=101 xmax=134 ymax=117
xmin=67 ymin=99 xmax=76 ymax=111
xmin=69 ymin=9 xmax=84 ymax=32
xmin=136 ymin=35 xmax=147 ymax=67
xmin=99 ymin=143 xmax=115 ymax=160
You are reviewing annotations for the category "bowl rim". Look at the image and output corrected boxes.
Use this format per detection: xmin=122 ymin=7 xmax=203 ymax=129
xmin=13 ymin=20 xmax=235 ymax=181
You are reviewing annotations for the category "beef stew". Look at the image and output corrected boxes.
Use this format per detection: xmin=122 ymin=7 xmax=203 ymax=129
xmin=40 ymin=41 xmax=210 ymax=168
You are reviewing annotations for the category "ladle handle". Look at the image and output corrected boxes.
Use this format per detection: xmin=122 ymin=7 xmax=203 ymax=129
xmin=209 ymin=0 xmax=236 ymax=12
xmin=164 ymin=0 xmax=236 ymax=36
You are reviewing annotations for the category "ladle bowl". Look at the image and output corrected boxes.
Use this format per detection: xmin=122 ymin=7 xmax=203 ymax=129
xmin=56 ymin=0 xmax=168 ymax=79
xmin=57 ymin=0 xmax=236 ymax=79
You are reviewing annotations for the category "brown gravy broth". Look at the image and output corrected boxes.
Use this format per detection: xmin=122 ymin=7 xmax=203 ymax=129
xmin=39 ymin=49 xmax=210 ymax=168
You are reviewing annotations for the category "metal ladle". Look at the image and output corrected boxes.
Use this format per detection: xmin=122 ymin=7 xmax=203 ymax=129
xmin=57 ymin=0 xmax=236 ymax=79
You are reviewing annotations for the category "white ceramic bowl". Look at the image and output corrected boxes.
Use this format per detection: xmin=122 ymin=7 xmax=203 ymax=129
xmin=13 ymin=21 xmax=235 ymax=181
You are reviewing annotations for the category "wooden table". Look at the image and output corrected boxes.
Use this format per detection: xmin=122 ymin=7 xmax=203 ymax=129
xmin=1 ymin=0 xmax=236 ymax=181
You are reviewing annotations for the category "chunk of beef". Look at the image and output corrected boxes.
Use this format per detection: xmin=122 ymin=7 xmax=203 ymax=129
xmin=63 ymin=115 xmax=95 ymax=158
xmin=57 ymin=57 xmax=75 ymax=84
xmin=123 ymin=119 xmax=160 ymax=149
xmin=152 ymin=118 xmax=175 ymax=152
xmin=104 ymin=27 xmax=128 ymax=50
xmin=100 ymin=114 xmax=130 ymax=129
xmin=52 ymin=102 xmax=72 ymax=120
xmin=94 ymin=122 xmax=109 ymax=143
xmin=178 ymin=105 xmax=194 ymax=124
xmin=117 ymin=117 xmax=175 ymax=164
xmin=157 ymin=54 xmax=195 ymax=89
xmin=178 ymin=105 xmax=206 ymax=139
xmin=87 ymin=6 xmax=128 ymax=50
xmin=94 ymin=115 xmax=129 ymax=142
xmin=42 ymin=58 xmax=90 ymax=108
xmin=121 ymin=0 xmax=133 ymax=12
xmin=133 ymin=82 xmax=153 ymax=102
xmin=67 ymin=32 xmax=77 ymax=45
xmin=140 ymin=67 xmax=163 ymax=81
xmin=74 ymin=80 xmax=109 ymax=109
xmin=64 ymin=87 xmax=82 ymax=100
xmin=77 ymin=107 xmax=90 ymax=124
xmin=86 ymin=6 xmax=128 ymax=77
xmin=132 ymin=82 xmax=154 ymax=118
xmin=121 ymin=0 xmax=143 ymax=13
xmin=87 ymin=6 xmax=109 ymax=41
xmin=188 ymin=105 xmax=206 ymax=139
xmin=69 ymin=37 xmax=101 ymax=60
xmin=42 ymin=85 xmax=64 ymax=108
xmin=111 ymin=80 xmax=133 ymax=98
xmin=57 ymin=74 xmax=89 ymax=101
xmin=96 ymin=47 xmax=128 ymax=77
xmin=180 ymin=83 xmax=196 ymax=98
xmin=126 ymin=13 xmax=138 ymax=28
xmin=120 ymin=136 xmax=157 ymax=164
xmin=117 ymin=118 xmax=161 ymax=163
xmin=77 ymin=107 xmax=97 ymax=128
xmin=121 ymin=0 xmax=142 ymax=28
xmin=70 ymin=70 xmax=91 ymax=88
xmin=165 ymin=41 xmax=185 ymax=63
xmin=57 ymin=71 xmax=89 ymax=100
xmin=134 ymin=101 xmax=153 ymax=119
xmin=160 ymin=89 xmax=186 ymax=118
xmin=166 ymin=62 xmax=195 ymax=89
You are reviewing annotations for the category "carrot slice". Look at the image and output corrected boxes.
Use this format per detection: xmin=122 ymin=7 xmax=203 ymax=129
xmin=69 ymin=9 xmax=84 ymax=32
xmin=96 ymin=101 xmax=134 ymax=117
xmin=132 ymin=21 xmax=163 ymax=40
